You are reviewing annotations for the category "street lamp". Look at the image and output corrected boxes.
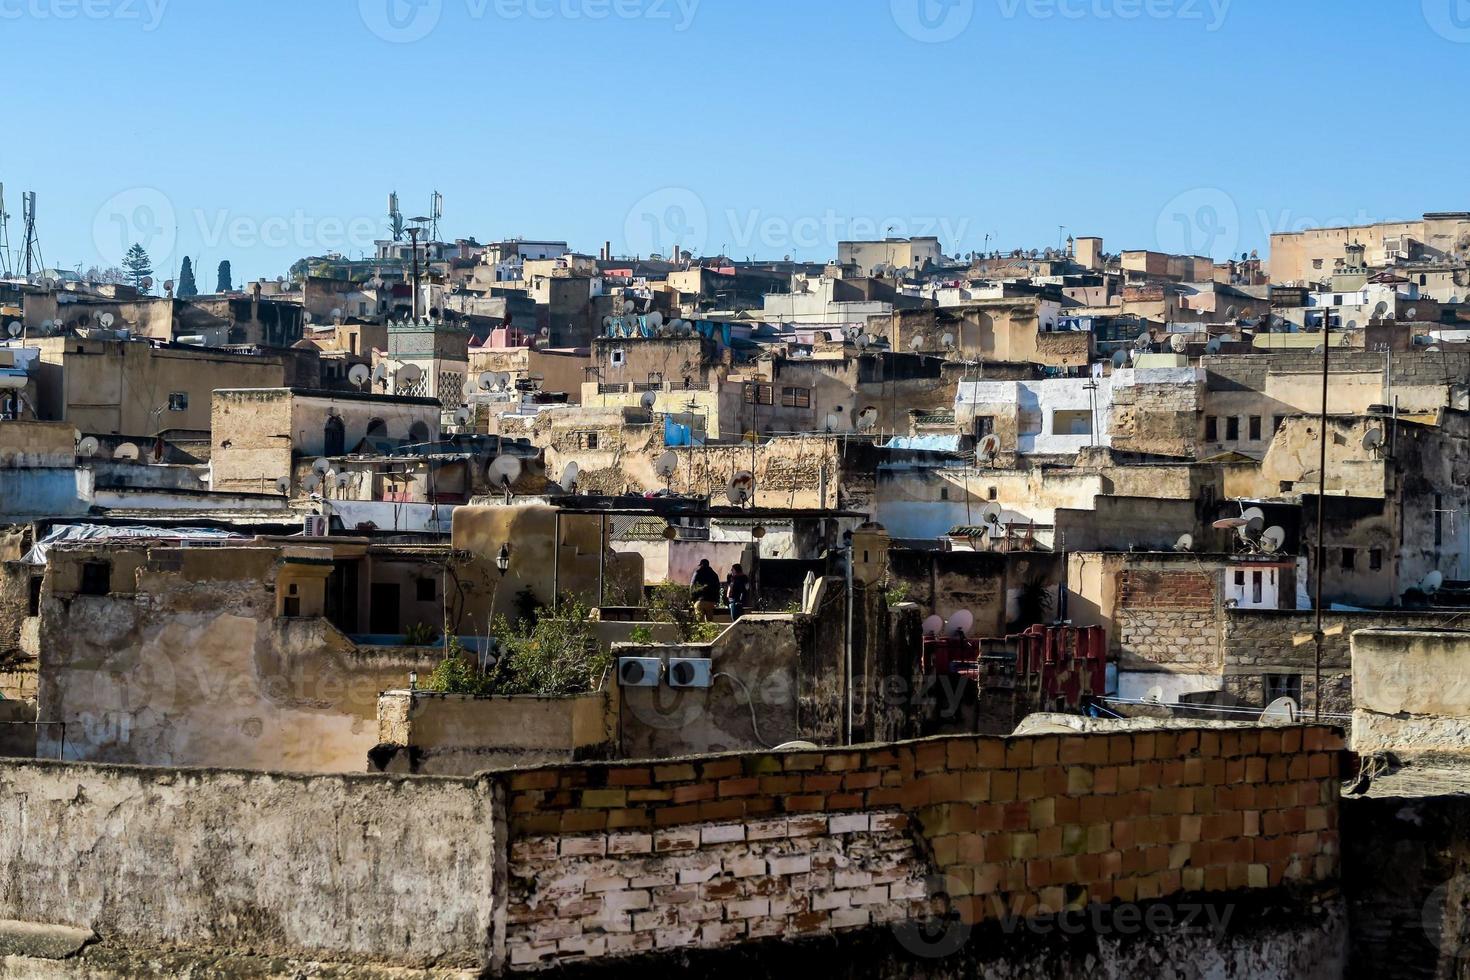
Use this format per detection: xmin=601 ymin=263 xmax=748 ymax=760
xmin=496 ymin=544 xmax=511 ymax=577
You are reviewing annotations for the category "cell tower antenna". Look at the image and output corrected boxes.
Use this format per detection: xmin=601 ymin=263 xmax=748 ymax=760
xmin=388 ymin=191 xmax=405 ymax=243
xmin=429 ymin=190 xmax=443 ymax=242
xmin=21 ymin=190 xmax=42 ymax=279
xmin=0 ymin=183 xmax=10 ymax=277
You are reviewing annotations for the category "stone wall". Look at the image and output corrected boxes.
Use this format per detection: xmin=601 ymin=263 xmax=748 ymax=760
xmin=1350 ymin=629 xmax=1470 ymax=754
xmin=0 ymin=760 xmax=497 ymax=970
xmin=1222 ymin=610 xmax=1469 ymax=716
xmin=501 ymin=726 xmax=1343 ymax=971
xmin=1115 ymin=568 xmax=1222 ymax=674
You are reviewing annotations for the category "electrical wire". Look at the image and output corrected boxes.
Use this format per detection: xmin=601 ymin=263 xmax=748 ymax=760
xmin=714 ymin=671 xmax=772 ymax=748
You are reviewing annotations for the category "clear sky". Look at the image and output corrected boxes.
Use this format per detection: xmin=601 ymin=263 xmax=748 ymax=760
xmin=7 ymin=0 xmax=1469 ymax=284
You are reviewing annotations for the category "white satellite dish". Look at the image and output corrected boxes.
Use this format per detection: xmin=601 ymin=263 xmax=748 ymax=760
xmin=1261 ymin=526 xmax=1286 ymax=553
xmin=348 ymin=364 xmax=371 ymax=388
xmin=1144 ymin=686 xmax=1165 ymax=705
xmin=302 ymin=311 xmax=313 ymax=325
xmin=76 ymin=436 xmax=99 ymax=458
xmin=655 ymin=450 xmax=678 ymax=479
xmin=312 ymin=457 xmax=333 ymax=475
xmin=979 ymin=502 xmax=1003 ymax=525
xmin=823 ymin=413 xmax=846 ymax=433
xmin=978 ymin=434 xmax=1002 ymax=460
xmin=922 ymin=614 xmax=944 ymax=636
xmin=1423 ymin=570 xmax=1445 ymax=593
xmin=113 ymin=442 xmax=139 ymax=460
xmin=479 ymin=371 xmax=497 ymax=391
xmin=462 ymin=380 xmax=479 ymax=400
xmin=857 ymin=408 xmax=879 ymax=432
xmin=560 ymin=462 xmax=581 ymax=490
xmin=1260 ymin=697 xmax=1299 ymax=723
xmin=330 ymin=307 xmax=343 ymax=322
xmin=99 ymin=313 xmax=115 ymax=328
xmin=372 ymin=362 xmax=390 ymax=384
xmin=1407 ymin=307 xmax=1419 ymax=320
xmin=910 ymin=335 xmax=926 ymax=351
xmin=1174 ymin=533 xmax=1194 ymax=552
xmin=947 ymin=609 xmax=975 ymax=637
xmin=303 ymin=473 xmax=321 ymax=492
xmin=941 ymin=332 xmax=955 ymax=348
xmin=1170 ymin=333 xmax=1188 ymax=353
xmin=1362 ymin=428 xmax=1384 ymax=452
xmin=727 ymin=470 xmax=756 ymax=506
xmin=455 ymin=407 xmax=472 ymax=424
xmin=488 ymin=455 xmax=522 ymax=489
xmin=4 ymin=322 xmax=20 ymax=338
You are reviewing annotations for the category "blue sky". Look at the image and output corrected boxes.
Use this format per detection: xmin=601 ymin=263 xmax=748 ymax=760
xmin=7 ymin=0 xmax=1470 ymax=284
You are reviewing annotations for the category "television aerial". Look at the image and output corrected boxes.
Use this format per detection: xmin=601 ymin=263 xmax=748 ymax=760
xmin=348 ymin=364 xmax=371 ymax=389
xmin=946 ymin=609 xmax=975 ymax=637
xmin=727 ymin=470 xmax=756 ymax=506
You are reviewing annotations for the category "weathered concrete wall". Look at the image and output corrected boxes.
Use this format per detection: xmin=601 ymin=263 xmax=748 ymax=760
xmin=1352 ymin=629 xmax=1470 ymax=754
xmin=375 ymin=689 xmax=616 ymax=775
xmin=0 ymin=760 xmax=497 ymax=970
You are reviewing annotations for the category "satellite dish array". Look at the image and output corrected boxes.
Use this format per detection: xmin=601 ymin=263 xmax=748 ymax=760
xmin=921 ymin=609 xmax=976 ymax=638
xmin=1212 ymin=506 xmax=1287 ymax=556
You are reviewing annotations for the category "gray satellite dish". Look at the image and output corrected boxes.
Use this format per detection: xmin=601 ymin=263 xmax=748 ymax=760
xmin=947 ymin=609 xmax=975 ymax=636
xmin=1362 ymin=428 xmax=1384 ymax=452
xmin=641 ymin=390 xmax=658 ymax=411
xmin=1111 ymin=349 xmax=1128 ymax=369
xmin=1241 ymin=507 xmax=1266 ymax=533
xmin=488 ymin=455 xmax=522 ymax=491
xmin=1424 ymin=571 xmax=1445 ymax=593
xmin=275 ymin=476 xmax=290 ymax=494
xmin=396 ymin=363 xmax=423 ymax=384
xmin=655 ymin=450 xmax=678 ymax=479
xmin=922 ymin=614 xmax=944 ymax=636
xmin=312 ymin=457 xmax=333 ymax=475
xmin=99 ymin=313 xmax=115 ymax=328
xmin=348 ymin=364 xmax=371 ymax=388
xmin=980 ymin=502 xmax=1003 ymax=525
xmin=1260 ymin=526 xmax=1286 ymax=553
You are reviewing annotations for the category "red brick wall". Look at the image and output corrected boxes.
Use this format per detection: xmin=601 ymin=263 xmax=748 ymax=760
xmin=1118 ymin=570 xmax=1216 ymax=612
xmin=502 ymin=726 xmax=1342 ymax=968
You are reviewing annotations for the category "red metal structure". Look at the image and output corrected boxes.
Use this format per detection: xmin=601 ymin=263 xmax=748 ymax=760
xmin=921 ymin=624 xmax=1108 ymax=711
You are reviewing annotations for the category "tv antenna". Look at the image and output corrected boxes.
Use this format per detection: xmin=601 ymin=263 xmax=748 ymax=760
xmin=21 ymin=190 xmax=41 ymax=278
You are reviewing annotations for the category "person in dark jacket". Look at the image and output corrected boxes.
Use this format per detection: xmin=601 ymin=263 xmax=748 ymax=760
xmin=690 ymin=559 xmax=720 ymax=620
xmin=725 ymin=563 xmax=750 ymax=621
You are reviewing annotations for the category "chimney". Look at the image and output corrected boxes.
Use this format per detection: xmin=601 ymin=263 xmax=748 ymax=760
xmin=251 ymin=281 xmax=261 ymax=323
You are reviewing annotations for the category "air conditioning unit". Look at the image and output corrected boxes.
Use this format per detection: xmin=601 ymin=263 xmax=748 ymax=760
xmin=303 ymin=515 xmax=328 ymax=537
xmin=667 ymin=657 xmax=713 ymax=689
xmin=617 ymin=657 xmax=662 ymax=688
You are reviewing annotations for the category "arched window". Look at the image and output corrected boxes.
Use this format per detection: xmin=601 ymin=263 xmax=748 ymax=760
xmin=407 ymin=421 xmax=430 ymax=444
xmin=365 ymin=418 xmax=387 ymax=441
xmin=323 ymin=416 xmax=345 ymax=457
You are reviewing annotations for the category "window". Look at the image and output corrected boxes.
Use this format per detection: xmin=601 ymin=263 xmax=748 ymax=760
xmin=1312 ymin=259 xmax=1324 ymax=270
xmin=1273 ymin=414 xmax=1286 ymax=432
xmin=1234 ymin=570 xmax=1246 ymax=587
xmin=79 ymin=561 xmax=111 ymax=597
xmin=974 ymin=415 xmax=995 ymax=438
xmin=1340 ymin=547 xmax=1356 ymax=570
xmin=610 ymin=349 xmax=626 ymax=366
xmin=1226 ymin=416 xmax=1239 ymax=440
xmin=743 ymin=383 xmax=773 ymax=406
xmin=987 ymin=487 xmax=998 ymax=501
xmin=167 ymin=392 xmax=188 ymax=411
xmin=1252 ymin=570 xmax=1263 ymax=604
xmin=416 ymin=578 xmax=436 ymax=602
xmin=27 ymin=576 xmax=41 ymax=616
xmin=1333 ymin=295 xmax=1343 ymax=306
xmin=1249 ymin=416 xmax=1261 ymax=441
xmin=1205 ymin=416 xmax=1218 ymax=441
xmin=1264 ymin=673 xmax=1302 ymax=705
xmin=284 ymin=583 xmax=301 ymax=618
xmin=939 ymin=487 xmax=950 ymax=501
xmin=1052 ymin=410 xmax=1092 ymax=436
xmin=1369 ymin=548 xmax=1383 ymax=571
xmin=780 ymin=386 xmax=811 ymax=409
xmin=575 ymin=431 xmax=600 ymax=451
xmin=1280 ymin=481 xmax=1293 ymax=493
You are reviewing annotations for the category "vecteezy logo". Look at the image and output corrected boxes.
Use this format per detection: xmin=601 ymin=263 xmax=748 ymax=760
xmin=359 ymin=0 xmax=442 ymax=43
xmin=623 ymin=187 xmax=708 ymax=259
xmin=890 ymin=0 xmax=974 ymax=42
xmin=92 ymin=187 xmax=177 ymax=269
xmin=1155 ymin=187 xmax=1239 ymax=261
xmin=1424 ymin=0 xmax=1470 ymax=42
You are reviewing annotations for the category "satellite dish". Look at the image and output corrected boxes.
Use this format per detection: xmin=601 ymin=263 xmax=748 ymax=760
xmin=396 ymin=363 xmax=423 ymax=384
xmin=727 ymin=470 xmax=756 ymax=505
xmin=1261 ymin=697 xmax=1299 ymax=723
xmin=1213 ymin=517 xmax=1249 ymax=529
xmin=1144 ymin=686 xmax=1165 ymax=705
xmin=1169 ymin=333 xmax=1188 ymax=353
xmin=479 ymin=371 xmax=498 ymax=391
xmin=335 ymin=472 xmax=351 ymax=489
xmin=922 ymin=614 xmax=944 ymax=636
xmin=855 ymin=334 xmax=870 ymax=351
xmin=312 ymin=457 xmax=333 ymax=475
xmin=978 ymin=434 xmax=1002 ymax=460
xmin=941 ymin=332 xmax=956 ymax=348
xmin=979 ymin=502 xmax=1003 ymax=525
xmin=1205 ymin=337 xmax=1223 ymax=355
xmin=455 ymin=407 xmax=472 ymax=424
xmin=1374 ymin=301 xmax=1389 ymax=316
xmin=488 ymin=455 xmax=522 ymax=489
xmin=623 ymin=300 xmax=635 ymax=314
xmin=99 ymin=313 xmax=115 ymax=328
xmin=1424 ymin=571 xmax=1445 ymax=593
xmin=1362 ymin=428 xmax=1385 ymax=452
xmin=113 ymin=442 xmax=139 ymax=460
xmin=462 ymin=380 xmax=479 ymax=400
xmin=1261 ymin=526 xmax=1287 ymax=553
xmin=1241 ymin=507 xmax=1266 ymax=532
xmin=348 ymin=364 xmax=371 ymax=387
xmin=560 ymin=462 xmax=581 ymax=490
xmin=76 ymin=436 xmax=99 ymax=458
xmin=302 ymin=311 xmax=313 ymax=325
xmin=275 ymin=476 xmax=290 ymax=494
xmin=5 ymin=321 xmax=21 ymax=337
xmin=857 ymin=408 xmax=879 ymax=432
xmin=640 ymin=390 xmax=658 ymax=411
xmin=331 ymin=307 xmax=343 ymax=322
xmin=648 ymin=311 xmax=664 ymax=329
xmin=1174 ymin=533 xmax=1194 ymax=552
xmin=1408 ymin=307 xmax=1419 ymax=320
xmin=1111 ymin=349 xmax=1128 ymax=369
xmin=655 ymin=450 xmax=678 ymax=479
xmin=947 ymin=609 xmax=975 ymax=637
xmin=140 ymin=277 xmax=153 ymax=290
xmin=823 ymin=413 xmax=846 ymax=433
xmin=372 ymin=362 xmax=390 ymax=383
xmin=303 ymin=473 xmax=321 ymax=492
xmin=1134 ymin=330 xmax=1151 ymax=350
xmin=910 ymin=335 xmax=926 ymax=351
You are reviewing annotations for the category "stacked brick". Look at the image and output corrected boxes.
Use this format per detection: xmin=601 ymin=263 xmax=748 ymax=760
xmin=500 ymin=726 xmax=1343 ymax=971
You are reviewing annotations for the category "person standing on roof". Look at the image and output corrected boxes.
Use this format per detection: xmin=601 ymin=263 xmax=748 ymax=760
xmin=725 ymin=563 xmax=750 ymax=621
xmin=690 ymin=558 xmax=720 ymax=621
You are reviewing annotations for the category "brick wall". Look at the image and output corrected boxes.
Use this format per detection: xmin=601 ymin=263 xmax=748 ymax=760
xmin=1117 ymin=569 xmax=1222 ymax=673
xmin=502 ymin=727 xmax=1343 ymax=971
